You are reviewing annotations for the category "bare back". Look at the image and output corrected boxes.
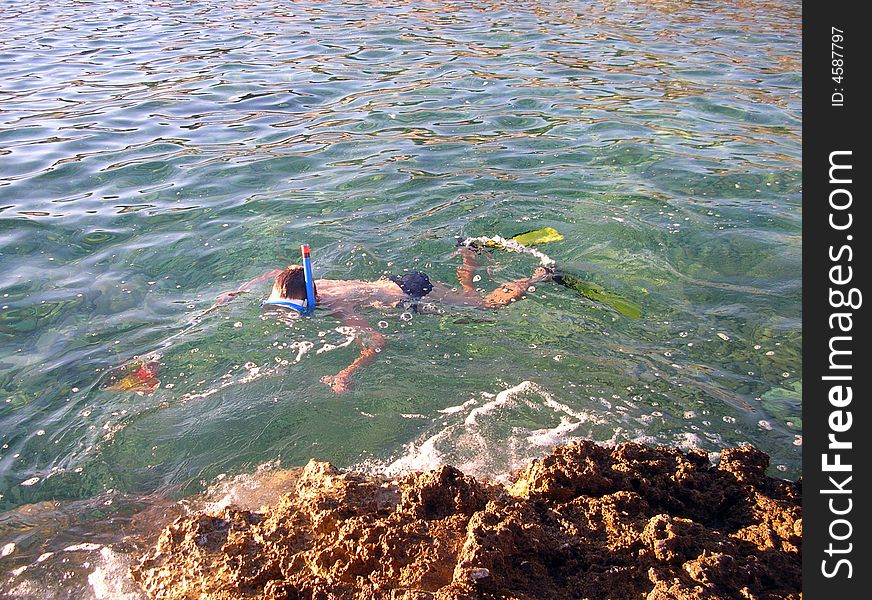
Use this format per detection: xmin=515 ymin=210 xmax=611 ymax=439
xmin=314 ymin=278 xmax=407 ymax=312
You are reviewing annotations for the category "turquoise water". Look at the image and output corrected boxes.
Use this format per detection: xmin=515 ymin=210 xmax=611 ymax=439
xmin=1 ymin=0 xmax=800 ymax=594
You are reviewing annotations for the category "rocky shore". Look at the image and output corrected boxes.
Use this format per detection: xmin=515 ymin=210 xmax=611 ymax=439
xmin=132 ymin=441 xmax=801 ymax=599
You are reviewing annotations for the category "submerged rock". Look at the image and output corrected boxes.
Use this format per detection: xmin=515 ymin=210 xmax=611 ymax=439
xmin=132 ymin=441 xmax=801 ymax=599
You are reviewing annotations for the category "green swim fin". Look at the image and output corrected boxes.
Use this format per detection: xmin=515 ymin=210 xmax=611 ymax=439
xmin=555 ymin=271 xmax=642 ymax=319
xmin=510 ymin=227 xmax=564 ymax=246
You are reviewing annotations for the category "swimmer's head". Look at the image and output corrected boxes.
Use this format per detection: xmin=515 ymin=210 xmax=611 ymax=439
xmin=273 ymin=265 xmax=317 ymax=300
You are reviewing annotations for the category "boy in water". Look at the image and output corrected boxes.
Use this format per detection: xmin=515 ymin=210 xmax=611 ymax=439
xmin=218 ymin=247 xmax=550 ymax=394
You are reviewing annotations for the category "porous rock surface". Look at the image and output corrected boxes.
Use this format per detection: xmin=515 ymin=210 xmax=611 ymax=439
xmin=132 ymin=441 xmax=801 ymax=599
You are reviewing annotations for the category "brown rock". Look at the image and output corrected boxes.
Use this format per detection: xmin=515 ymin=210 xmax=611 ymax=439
xmin=132 ymin=442 xmax=801 ymax=600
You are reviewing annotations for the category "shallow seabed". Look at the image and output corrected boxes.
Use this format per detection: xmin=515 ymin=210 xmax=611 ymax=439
xmin=0 ymin=0 xmax=800 ymax=596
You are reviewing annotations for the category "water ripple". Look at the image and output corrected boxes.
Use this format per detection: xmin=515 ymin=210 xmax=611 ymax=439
xmin=1 ymin=0 xmax=800 ymax=531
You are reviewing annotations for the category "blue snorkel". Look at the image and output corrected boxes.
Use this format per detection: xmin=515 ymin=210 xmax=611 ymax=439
xmin=261 ymin=244 xmax=317 ymax=315
xmin=300 ymin=244 xmax=316 ymax=316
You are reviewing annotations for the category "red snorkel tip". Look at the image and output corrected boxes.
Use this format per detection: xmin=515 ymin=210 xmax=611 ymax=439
xmin=301 ymin=244 xmax=311 ymax=258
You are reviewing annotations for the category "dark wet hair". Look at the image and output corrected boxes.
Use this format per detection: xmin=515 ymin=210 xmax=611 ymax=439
xmin=273 ymin=266 xmax=316 ymax=300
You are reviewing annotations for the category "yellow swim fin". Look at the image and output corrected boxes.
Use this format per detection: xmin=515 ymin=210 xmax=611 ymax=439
xmin=510 ymin=227 xmax=564 ymax=246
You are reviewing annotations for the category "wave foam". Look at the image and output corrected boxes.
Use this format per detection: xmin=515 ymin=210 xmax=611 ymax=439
xmin=361 ymin=381 xmax=607 ymax=482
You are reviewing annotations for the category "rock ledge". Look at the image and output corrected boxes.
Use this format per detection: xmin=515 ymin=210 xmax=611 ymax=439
xmin=133 ymin=441 xmax=801 ymax=599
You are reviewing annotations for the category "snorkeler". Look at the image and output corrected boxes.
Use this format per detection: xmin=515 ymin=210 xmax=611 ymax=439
xmin=102 ymin=229 xmax=637 ymax=397
xmin=216 ymin=246 xmax=551 ymax=394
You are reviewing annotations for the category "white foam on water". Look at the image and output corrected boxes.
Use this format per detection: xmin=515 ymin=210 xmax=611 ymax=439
xmin=315 ymin=326 xmax=356 ymax=354
xmin=87 ymin=546 xmax=144 ymax=600
xmin=526 ymin=417 xmax=584 ymax=447
xmin=383 ymin=426 xmax=453 ymax=475
xmin=10 ymin=565 xmax=27 ymax=577
xmin=364 ymin=381 xmax=607 ymax=482
xmin=196 ymin=459 xmax=302 ymax=514
xmin=464 ymin=381 xmax=533 ymax=426
xmin=2 ymin=542 xmax=143 ymax=600
xmin=64 ymin=543 xmax=103 ymax=552
xmin=673 ymin=432 xmax=704 ymax=451
xmin=438 ymin=398 xmax=478 ymax=414
xmin=541 ymin=394 xmax=598 ymax=425
xmin=5 ymin=577 xmax=35 ymax=597
xmin=460 ymin=235 xmax=556 ymax=267
xmin=632 ymin=434 xmax=658 ymax=446
xmin=2 ymin=542 xmax=15 ymax=557
xmin=290 ymin=340 xmax=314 ymax=363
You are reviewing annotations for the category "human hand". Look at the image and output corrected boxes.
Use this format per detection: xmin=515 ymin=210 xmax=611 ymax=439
xmin=216 ymin=290 xmax=242 ymax=305
xmin=530 ymin=267 xmax=552 ymax=283
xmin=482 ymin=282 xmax=525 ymax=308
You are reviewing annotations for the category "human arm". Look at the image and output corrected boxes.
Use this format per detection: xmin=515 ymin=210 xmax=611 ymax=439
xmin=454 ymin=246 xmax=550 ymax=309
xmin=455 ymin=246 xmax=480 ymax=295
xmin=481 ymin=267 xmax=551 ymax=308
xmin=320 ymin=308 xmax=386 ymax=394
xmin=215 ymin=269 xmax=284 ymax=305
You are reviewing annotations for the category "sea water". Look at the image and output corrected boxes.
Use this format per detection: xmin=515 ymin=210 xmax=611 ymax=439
xmin=0 ymin=0 xmax=801 ymax=596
